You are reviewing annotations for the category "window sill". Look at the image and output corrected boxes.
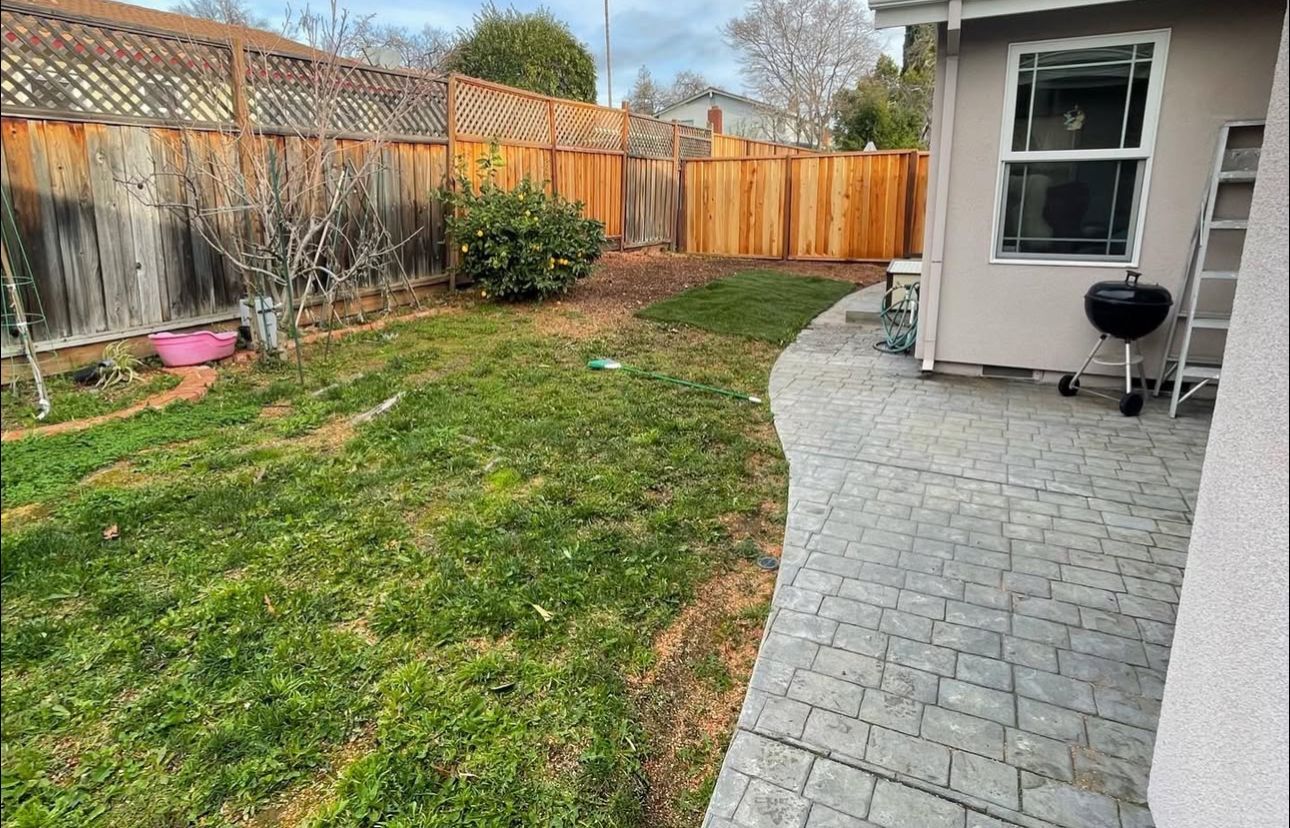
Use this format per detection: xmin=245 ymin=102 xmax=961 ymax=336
xmin=989 ymin=256 xmax=1139 ymax=269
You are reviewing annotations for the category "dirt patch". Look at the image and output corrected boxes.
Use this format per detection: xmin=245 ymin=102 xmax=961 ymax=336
xmin=243 ymin=727 xmax=376 ymax=827
xmin=1 ymin=501 xmax=54 ymax=528
xmin=632 ymin=562 xmax=776 ymax=827
xmin=534 ymin=250 xmax=884 ymax=338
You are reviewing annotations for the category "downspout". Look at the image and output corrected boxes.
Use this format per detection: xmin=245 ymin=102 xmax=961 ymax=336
xmin=920 ymin=0 xmax=961 ymax=373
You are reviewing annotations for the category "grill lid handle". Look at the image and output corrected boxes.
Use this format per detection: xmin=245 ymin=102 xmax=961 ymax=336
xmin=1125 ymin=269 xmax=1142 ymax=285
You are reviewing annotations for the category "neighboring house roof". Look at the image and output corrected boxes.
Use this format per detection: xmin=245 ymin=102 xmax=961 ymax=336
xmin=869 ymin=0 xmax=1136 ymax=28
xmin=656 ymin=86 xmax=777 ymax=115
xmin=19 ymin=0 xmax=331 ymax=59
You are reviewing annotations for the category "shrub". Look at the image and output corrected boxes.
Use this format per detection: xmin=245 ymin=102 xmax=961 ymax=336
xmin=442 ymin=148 xmax=605 ymax=301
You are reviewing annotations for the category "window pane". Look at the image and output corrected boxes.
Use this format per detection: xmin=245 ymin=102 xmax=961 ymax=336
xmin=1035 ymin=45 xmax=1135 ymax=67
xmin=1012 ymin=66 xmax=1034 ymax=151
xmin=1122 ymin=61 xmax=1152 ymax=147
xmin=998 ymin=160 xmax=1141 ymax=259
xmin=1022 ymin=62 xmax=1134 ymax=150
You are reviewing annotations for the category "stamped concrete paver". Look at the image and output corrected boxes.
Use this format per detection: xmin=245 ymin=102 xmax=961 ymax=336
xmin=704 ymin=291 xmax=1212 ymax=828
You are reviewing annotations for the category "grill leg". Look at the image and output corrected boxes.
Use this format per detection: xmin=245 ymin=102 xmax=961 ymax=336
xmin=1124 ymin=341 xmax=1134 ymax=395
xmin=1134 ymin=344 xmax=1149 ymax=395
xmin=1071 ymin=334 xmax=1108 ymax=384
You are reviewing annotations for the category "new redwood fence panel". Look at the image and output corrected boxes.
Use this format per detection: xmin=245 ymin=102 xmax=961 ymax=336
xmin=682 ymin=157 xmax=787 ymax=258
xmin=681 ymin=149 xmax=928 ymax=263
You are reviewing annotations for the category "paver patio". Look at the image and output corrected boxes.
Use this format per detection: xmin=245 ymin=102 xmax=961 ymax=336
xmin=705 ymin=292 xmax=1213 ymax=828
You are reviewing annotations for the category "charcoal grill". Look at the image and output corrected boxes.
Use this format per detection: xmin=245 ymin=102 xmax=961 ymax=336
xmin=1059 ymin=270 xmax=1173 ymax=416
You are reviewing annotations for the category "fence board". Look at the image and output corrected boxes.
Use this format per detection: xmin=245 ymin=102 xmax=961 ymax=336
xmin=2 ymin=117 xmax=71 ymax=337
xmin=45 ymin=121 xmax=108 ymax=334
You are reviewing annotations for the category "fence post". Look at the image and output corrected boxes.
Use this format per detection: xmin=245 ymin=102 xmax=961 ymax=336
xmin=227 ymin=37 xmax=259 ymax=296
xmin=619 ymin=102 xmax=629 ymax=251
xmin=547 ymin=98 xmax=558 ymax=196
xmin=672 ymin=123 xmax=682 ymax=252
xmin=445 ymin=74 xmax=458 ymax=288
xmin=902 ymin=149 xmax=919 ymax=258
xmin=781 ymin=155 xmax=793 ymax=260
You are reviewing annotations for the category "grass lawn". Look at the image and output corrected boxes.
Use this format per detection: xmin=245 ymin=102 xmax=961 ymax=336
xmin=635 ymin=269 xmax=855 ymax=344
xmin=2 ymin=369 xmax=181 ymax=433
xmin=0 ymin=264 xmax=839 ymax=827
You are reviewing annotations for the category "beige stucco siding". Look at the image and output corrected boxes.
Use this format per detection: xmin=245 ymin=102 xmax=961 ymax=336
xmin=923 ymin=0 xmax=1283 ymax=374
xmin=1149 ymin=11 xmax=1289 ymax=827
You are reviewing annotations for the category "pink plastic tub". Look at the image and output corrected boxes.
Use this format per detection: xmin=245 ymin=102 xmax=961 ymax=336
xmin=148 ymin=330 xmax=238 ymax=367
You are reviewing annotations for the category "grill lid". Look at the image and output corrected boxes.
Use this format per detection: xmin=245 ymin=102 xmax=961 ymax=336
xmin=1085 ymin=270 xmax=1172 ymax=308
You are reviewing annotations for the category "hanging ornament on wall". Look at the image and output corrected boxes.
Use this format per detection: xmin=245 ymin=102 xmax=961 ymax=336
xmin=1063 ymin=104 xmax=1086 ymax=132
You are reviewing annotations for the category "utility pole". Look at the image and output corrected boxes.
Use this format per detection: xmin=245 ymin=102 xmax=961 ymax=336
xmin=603 ymin=0 xmax=613 ymax=106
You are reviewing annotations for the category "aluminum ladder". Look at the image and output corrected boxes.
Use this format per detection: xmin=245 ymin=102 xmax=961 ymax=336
xmin=1153 ymin=120 xmax=1263 ymax=417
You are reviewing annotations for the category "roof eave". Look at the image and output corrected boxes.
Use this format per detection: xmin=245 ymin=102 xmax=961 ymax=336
xmin=871 ymin=0 xmax=1139 ymax=29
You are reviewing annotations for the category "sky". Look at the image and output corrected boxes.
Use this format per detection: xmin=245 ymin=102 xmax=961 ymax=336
xmin=131 ymin=0 xmax=902 ymax=106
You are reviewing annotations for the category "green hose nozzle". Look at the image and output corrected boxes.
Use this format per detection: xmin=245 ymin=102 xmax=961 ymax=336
xmin=588 ymin=358 xmax=762 ymax=404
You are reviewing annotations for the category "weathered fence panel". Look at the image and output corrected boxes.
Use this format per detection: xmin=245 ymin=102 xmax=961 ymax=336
xmin=682 ymin=158 xmax=787 ymax=258
xmin=624 ymin=157 xmax=676 ymax=247
xmin=681 ymin=150 xmax=929 ymax=263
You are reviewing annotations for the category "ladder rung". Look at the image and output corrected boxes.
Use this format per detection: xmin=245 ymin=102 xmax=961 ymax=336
xmin=1200 ymin=270 xmax=1238 ymax=281
xmin=1179 ymin=365 xmax=1221 ymax=381
xmin=1191 ymin=315 xmax=1231 ymax=330
xmin=1218 ymin=170 xmax=1257 ymax=182
xmin=1210 ymin=219 xmax=1249 ymax=230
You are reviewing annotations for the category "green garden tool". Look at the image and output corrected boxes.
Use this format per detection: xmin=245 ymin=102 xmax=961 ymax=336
xmin=587 ymin=358 xmax=762 ymax=404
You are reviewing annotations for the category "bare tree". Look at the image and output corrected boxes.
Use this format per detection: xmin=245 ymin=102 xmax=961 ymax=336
xmin=349 ymin=22 xmax=455 ymax=71
xmin=723 ymin=0 xmax=881 ymax=147
xmin=130 ymin=3 xmax=438 ymax=368
xmin=170 ymin=0 xmax=269 ymax=29
xmin=663 ymin=70 xmax=709 ymax=109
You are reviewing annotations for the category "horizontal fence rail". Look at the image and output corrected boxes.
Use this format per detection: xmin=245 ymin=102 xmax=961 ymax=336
xmin=681 ymin=150 xmax=929 ymax=263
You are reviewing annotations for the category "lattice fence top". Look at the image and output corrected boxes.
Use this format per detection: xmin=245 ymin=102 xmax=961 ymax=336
xmin=553 ymin=101 xmax=622 ymax=150
xmin=627 ymin=114 xmax=673 ymax=158
xmin=1 ymin=8 xmax=234 ymax=124
xmin=677 ymin=124 xmax=712 ymax=159
xmin=454 ymin=79 xmax=549 ymax=143
xmin=246 ymin=52 xmax=446 ymax=138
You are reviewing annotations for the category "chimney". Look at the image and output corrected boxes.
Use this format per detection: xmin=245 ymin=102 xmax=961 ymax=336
xmin=707 ymin=103 xmax=723 ymax=134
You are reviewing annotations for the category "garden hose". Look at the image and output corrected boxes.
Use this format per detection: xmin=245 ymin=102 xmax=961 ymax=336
xmin=587 ymin=358 xmax=762 ymax=404
xmin=875 ymin=281 xmax=920 ymax=354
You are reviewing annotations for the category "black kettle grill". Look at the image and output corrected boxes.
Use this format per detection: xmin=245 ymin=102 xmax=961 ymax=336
xmin=1059 ymin=270 xmax=1173 ymax=416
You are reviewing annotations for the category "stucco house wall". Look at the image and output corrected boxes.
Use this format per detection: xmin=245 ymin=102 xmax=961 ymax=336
xmin=919 ymin=0 xmax=1283 ymax=376
xmin=1149 ymin=11 xmax=1289 ymax=828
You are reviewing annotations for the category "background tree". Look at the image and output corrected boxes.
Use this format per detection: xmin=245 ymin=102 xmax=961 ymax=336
xmin=663 ymin=70 xmax=710 ymax=109
xmin=723 ymin=0 xmax=881 ymax=148
xmin=625 ymin=65 xmax=663 ymax=114
xmin=442 ymin=4 xmax=596 ymax=102
xmin=832 ymin=25 xmax=935 ymax=150
xmin=170 ymin=0 xmax=268 ymax=28
xmin=349 ymin=22 xmax=454 ymax=70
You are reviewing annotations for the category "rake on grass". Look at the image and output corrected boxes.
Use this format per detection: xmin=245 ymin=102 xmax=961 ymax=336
xmin=587 ymin=358 xmax=762 ymax=404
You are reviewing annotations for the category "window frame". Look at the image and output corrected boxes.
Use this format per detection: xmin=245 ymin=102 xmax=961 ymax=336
xmin=989 ymin=29 xmax=1171 ymax=267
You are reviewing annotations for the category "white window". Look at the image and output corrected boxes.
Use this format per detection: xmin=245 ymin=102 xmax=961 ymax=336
xmin=993 ymin=30 xmax=1169 ymax=265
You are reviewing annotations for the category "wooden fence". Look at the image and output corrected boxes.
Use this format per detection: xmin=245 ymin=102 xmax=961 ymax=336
xmin=0 ymin=1 xmax=926 ymax=357
xmin=0 ymin=3 xmax=715 ymax=353
xmin=680 ymin=150 xmax=929 ymax=262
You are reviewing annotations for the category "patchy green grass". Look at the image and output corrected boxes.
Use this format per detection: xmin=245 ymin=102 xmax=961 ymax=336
xmin=1 ymin=300 xmax=788 ymax=827
xmin=637 ymin=269 xmax=854 ymax=344
xmin=1 ymin=369 xmax=181 ymax=432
